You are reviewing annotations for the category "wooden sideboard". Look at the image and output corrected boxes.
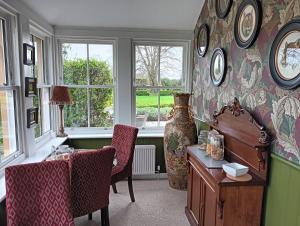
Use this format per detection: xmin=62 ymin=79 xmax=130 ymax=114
xmin=185 ymin=98 xmax=269 ymax=226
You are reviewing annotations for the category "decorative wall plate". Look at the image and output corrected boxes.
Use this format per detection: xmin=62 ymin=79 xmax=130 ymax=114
xmin=269 ymin=19 xmax=300 ymax=90
xmin=210 ymin=48 xmax=227 ymax=86
xmin=216 ymin=0 xmax=233 ymax=19
xmin=197 ymin=24 xmax=209 ymax=57
xmin=234 ymin=0 xmax=262 ymax=49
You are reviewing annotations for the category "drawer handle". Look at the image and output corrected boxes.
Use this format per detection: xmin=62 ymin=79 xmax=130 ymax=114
xmin=218 ymin=200 xmax=225 ymax=219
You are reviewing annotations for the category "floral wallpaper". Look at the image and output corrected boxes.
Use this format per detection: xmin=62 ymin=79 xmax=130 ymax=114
xmin=192 ymin=0 xmax=300 ymax=165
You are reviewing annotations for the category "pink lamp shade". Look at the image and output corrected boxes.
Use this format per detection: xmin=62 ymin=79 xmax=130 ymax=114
xmin=50 ymin=86 xmax=71 ymax=105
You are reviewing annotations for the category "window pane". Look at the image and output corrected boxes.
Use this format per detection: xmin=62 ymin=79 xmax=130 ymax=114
xmin=90 ymin=88 xmax=113 ymax=127
xmin=0 ymin=19 xmax=6 ymax=85
xmin=160 ymin=46 xmax=183 ymax=87
xmin=41 ymin=88 xmax=50 ymax=133
xmin=32 ymin=36 xmax=44 ymax=84
xmin=63 ymin=43 xmax=88 ymax=85
xmin=0 ymin=90 xmax=17 ymax=160
xmin=135 ymin=45 xmax=159 ymax=86
xmin=33 ymin=89 xmax=41 ymax=138
xmin=89 ymin=44 xmax=113 ymax=85
xmin=159 ymin=89 xmax=178 ymax=127
xmin=64 ymin=88 xmax=88 ymax=127
xmin=136 ymin=89 xmax=158 ymax=127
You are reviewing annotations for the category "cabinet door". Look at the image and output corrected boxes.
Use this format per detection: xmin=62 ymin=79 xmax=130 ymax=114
xmin=187 ymin=162 xmax=217 ymax=226
xmin=203 ymin=182 xmax=217 ymax=226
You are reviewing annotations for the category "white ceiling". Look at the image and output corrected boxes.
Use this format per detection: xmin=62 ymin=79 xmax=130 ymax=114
xmin=20 ymin=0 xmax=204 ymax=30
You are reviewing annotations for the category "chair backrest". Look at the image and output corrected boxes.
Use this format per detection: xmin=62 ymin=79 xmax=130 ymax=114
xmin=111 ymin=124 xmax=139 ymax=168
xmin=5 ymin=161 xmax=74 ymax=226
xmin=69 ymin=147 xmax=115 ymax=218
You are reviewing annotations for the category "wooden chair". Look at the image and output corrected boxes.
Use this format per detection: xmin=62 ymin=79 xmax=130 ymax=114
xmin=5 ymin=161 xmax=74 ymax=226
xmin=110 ymin=124 xmax=139 ymax=202
xmin=69 ymin=147 xmax=115 ymax=226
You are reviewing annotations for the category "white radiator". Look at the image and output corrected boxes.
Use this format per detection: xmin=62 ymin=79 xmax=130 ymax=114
xmin=133 ymin=145 xmax=156 ymax=175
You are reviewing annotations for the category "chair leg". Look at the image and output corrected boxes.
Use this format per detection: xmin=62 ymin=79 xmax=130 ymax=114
xmin=128 ymin=176 xmax=135 ymax=202
xmin=112 ymin=183 xmax=117 ymax=193
xmin=101 ymin=206 xmax=110 ymax=226
xmin=88 ymin=213 xmax=92 ymax=220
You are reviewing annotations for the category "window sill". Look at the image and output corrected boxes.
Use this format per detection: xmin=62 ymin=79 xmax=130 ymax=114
xmin=0 ymin=136 xmax=67 ymax=202
xmin=68 ymin=132 xmax=164 ymax=139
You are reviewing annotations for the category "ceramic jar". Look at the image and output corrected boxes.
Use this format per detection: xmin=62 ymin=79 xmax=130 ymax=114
xmin=164 ymin=93 xmax=197 ymax=190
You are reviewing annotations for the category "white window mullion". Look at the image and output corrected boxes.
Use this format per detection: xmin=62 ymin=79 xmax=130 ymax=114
xmin=87 ymin=43 xmax=91 ymax=127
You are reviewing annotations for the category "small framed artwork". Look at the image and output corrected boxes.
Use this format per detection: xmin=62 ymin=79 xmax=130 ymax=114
xmin=197 ymin=24 xmax=209 ymax=57
xmin=210 ymin=48 xmax=227 ymax=86
xmin=23 ymin=43 xmax=35 ymax=65
xmin=25 ymin=77 xmax=37 ymax=97
xmin=27 ymin=108 xmax=38 ymax=128
xmin=269 ymin=19 xmax=300 ymax=90
xmin=234 ymin=0 xmax=262 ymax=49
xmin=216 ymin=0 xmax=233 ymax=19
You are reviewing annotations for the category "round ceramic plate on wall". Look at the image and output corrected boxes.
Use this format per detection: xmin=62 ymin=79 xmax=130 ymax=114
xmin=197 ymin=24 xmax=209 ymax=57
xmin=215 ymin=0 xmax=233 ymax=19
xmin=210 ymin=48 xmax=227 ymax=86
xmin=269 ymin=19 xmax=300 ymax=90
xmin=234 ymin=0 xmax=262 ymax=49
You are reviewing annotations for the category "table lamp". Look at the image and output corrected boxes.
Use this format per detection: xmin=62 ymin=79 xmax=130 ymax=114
xmin=50 ymin=86 xmax=71 ymax=137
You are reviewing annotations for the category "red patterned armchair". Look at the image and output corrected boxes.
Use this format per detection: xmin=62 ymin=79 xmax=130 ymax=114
xmin=5 ymin=161 xmax=74 ymax=226
xmin=69 ymin=147 xmax=115 ymax=226
xmin=111 ymin=124 xmax=139 ymax=202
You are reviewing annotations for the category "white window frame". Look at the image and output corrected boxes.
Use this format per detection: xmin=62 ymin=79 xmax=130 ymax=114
xmin=57 ymin=39 xmax=117 ymax=134
xmin=30 ymin=26 xmax=54 ymax=145
xmin=0 ymin=8 xmax=24 ymax=169
xmin=132 ymin=40 xmax=189 ymax=132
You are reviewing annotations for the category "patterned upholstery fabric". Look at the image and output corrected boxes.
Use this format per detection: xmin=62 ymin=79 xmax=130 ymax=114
xmin=111 ymin=124 xmax=139 ymax=184
xmin=69 ymin=147 xmax=115 ymax=218
xmin=5 ymin=161 xmax=74 ymax=226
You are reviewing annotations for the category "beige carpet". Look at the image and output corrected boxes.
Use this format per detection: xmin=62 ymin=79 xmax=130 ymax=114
xmin=75 ymin=179 xmax=190 ymax=226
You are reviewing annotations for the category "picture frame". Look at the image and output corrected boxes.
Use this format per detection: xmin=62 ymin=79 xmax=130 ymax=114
xmin=269 ymin=18 xmax=300 ymax=90
xmin=215 ymin=0 xmax=233 ymax=19
xmin=197 ymin=24 xmax=209 ymax=57
xmin=23 ymin=43 xmax=35 ymax=65
xmin=27 ymin=108 xmax=38 ymax=128
xmin=210 ymin=48 xmax=227 ymax=86
xmin=25 ymin=77 xmax=37 ymax=97
xmin=234 ymin=0 xmax=262 ymax=49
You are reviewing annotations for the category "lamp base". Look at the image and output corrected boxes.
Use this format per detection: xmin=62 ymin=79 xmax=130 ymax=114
xmin=56 ymin=132 xmax=68 ymax=137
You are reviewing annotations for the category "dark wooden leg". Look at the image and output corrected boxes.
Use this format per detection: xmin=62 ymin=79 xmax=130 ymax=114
xmin=112 ymin=183 xmax=117 ymax=193
xmin=101 ymin=206 xmax=109 ymax=226
xmin=88 ymin=213 xmax=92 ymax=220
xmin=128 ymin=176 xmax=135 ymax=202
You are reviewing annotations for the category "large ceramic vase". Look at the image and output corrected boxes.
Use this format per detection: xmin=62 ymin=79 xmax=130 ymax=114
xmin=164 ymin=93 xmax=197 ymax=190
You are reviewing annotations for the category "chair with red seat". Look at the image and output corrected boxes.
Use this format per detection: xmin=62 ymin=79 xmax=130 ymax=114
xmin=5 ymin=161 xmax=74 ymax=226
xmin=69 ymin=147 xmax=115 ymax=226
xmin=110 ymin=124 xmax=139 ymax=202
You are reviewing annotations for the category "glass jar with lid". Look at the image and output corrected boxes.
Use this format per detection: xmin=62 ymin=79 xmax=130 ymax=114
xmin=198 ymin=130 xmax=209 ymax=150
xmin=211 ymin=134 xmax=224 ymax=161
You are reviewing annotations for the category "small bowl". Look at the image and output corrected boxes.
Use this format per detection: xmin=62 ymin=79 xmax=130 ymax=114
xmin=222 ymin=163 xmax=249 ymax=177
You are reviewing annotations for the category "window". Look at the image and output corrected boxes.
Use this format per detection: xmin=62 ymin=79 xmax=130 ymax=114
xmin=0 ymin=17 xmax=19 ymax=165
xmin=61 ymin=42 xmax=114 ymax=128
xmin=31 ymin=35 xmax=51 ymax=138
xmin=134 ymin=43 xmax=185 ymax=128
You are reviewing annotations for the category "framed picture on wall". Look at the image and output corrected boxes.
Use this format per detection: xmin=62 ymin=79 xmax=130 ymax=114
xmin=197 ymin=24 xmax=209 ymax=57
xmin=234 ymin=0 xmax=262 ymax=49
xmin=210 ymin=48 xmax=227 ymax=86
xmin=269 ymin=18 xmax=300 ymax=90
xmin=215 ymin=0 xmax=233 ymax=19
xmin=23 ymin=43 xmax=35 ymax=65
xmin=25 ymin=77 xmax=37 ymax=97
xmin=27 ymin=108 xmax=38 ymax=128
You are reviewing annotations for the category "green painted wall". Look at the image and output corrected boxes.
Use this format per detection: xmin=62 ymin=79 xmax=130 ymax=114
xmin=66 ymin=137 xmax=166 ymax=173
xmin=264 ymin=154 xmax=300 ymax=226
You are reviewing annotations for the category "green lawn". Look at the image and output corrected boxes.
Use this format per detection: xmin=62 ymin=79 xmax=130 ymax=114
xmin=136 ymin=95 xmax=174 ymax=108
